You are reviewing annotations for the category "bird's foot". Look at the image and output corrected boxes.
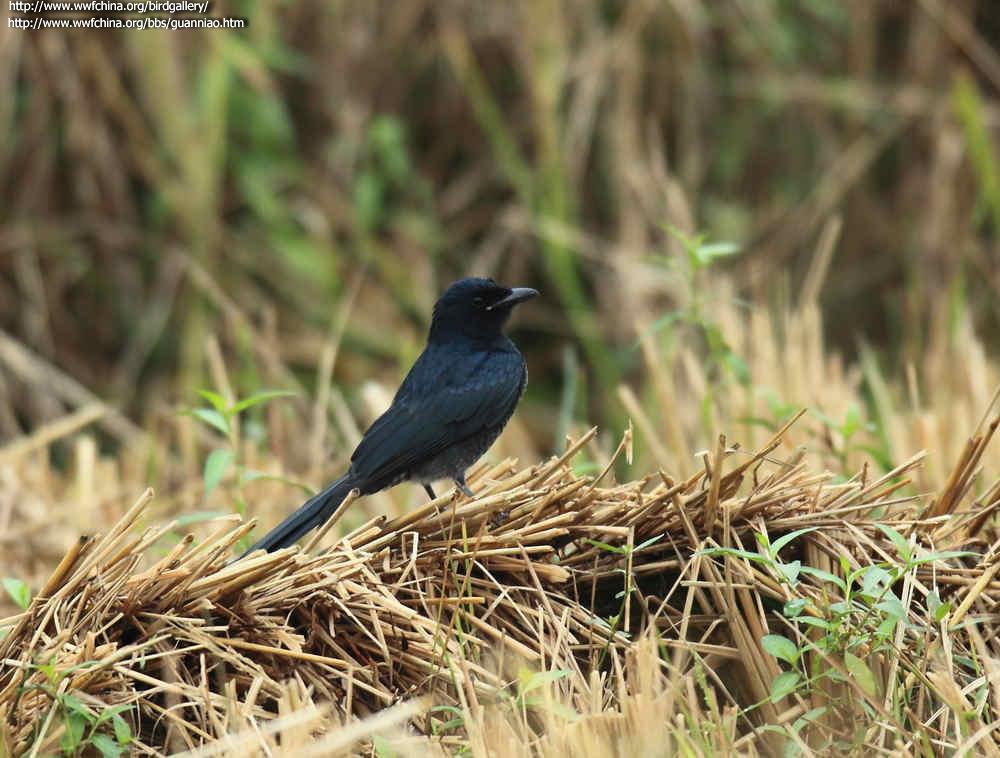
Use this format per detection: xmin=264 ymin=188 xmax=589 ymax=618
xmin=454 ymin=477 xmax=475 ymax=498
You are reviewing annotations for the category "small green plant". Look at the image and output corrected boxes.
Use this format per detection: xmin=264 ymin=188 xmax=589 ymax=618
xmin=700 ymin=525 xmax=975 ymax=753
xmin=739 ymin=390 xmax=801 ymax=433
xmin=587 ymin=534 xmax=665 ymax=603
xmin=647 ymin=227 xmax=749 ymax=434
xmin=428 ymin=704 xmax=465 ymax=737
xmin=55 ymin=696 xmax=133 ymax=758
xmin=185 ymin=388 xmax=299 ymax=552
xmin=586 ymin=533 xmax=664 ymax=658
xmin=2 ymin=577 xmax=31 ymax=610
xmin=500 ymin=668 xmax=577 ymax=721
xmin=19 ymin=659 xmax=133 ymax=757
xmin=811 ymin=404 xmax=874 ymax=471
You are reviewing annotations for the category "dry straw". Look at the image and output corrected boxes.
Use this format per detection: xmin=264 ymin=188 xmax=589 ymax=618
xmin=2 ymin=407 xmax=1000 ymax=755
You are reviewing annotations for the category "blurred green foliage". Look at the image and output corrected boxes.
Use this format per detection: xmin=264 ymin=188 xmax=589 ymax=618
xmin=0 ymin=1 xmax=998 ymax=467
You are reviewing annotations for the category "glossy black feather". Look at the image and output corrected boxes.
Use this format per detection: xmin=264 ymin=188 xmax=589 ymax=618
xmin=351 ymin=339 xmax=525 ymax=489
xmin=238 ymin=278 xmax=535 ymax=557
xmin=240 ymin=475 xmax=357 ymax=554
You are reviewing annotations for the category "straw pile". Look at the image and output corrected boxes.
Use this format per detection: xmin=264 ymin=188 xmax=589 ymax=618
xmin=3 ymin=411 xmax=1000 ymax=756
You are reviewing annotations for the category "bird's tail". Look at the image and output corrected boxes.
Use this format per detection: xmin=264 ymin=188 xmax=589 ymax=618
xmin=238 ymin=474 xmax=358 ymax=558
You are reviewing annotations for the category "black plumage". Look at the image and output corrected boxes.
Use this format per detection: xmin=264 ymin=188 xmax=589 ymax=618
xmin=239 ymin=277 xmax=537 ymax=556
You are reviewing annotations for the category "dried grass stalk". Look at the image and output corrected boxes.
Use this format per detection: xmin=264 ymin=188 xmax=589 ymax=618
xmin=2 ymin=416 xmax=999 ymax=755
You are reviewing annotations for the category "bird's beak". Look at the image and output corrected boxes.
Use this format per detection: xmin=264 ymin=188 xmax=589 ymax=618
xmin=487 ymin=287 xmax=539 ymax=310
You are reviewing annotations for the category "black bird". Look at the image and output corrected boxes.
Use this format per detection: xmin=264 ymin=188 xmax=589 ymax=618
xmin=240 ymin=277 xmax=537 ymax=557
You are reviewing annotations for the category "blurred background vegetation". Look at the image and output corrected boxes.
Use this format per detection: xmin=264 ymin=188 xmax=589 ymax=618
xmin=2 ymin=1 xmax=1000 ymax=561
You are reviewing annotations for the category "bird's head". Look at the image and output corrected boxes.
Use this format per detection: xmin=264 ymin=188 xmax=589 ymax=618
xmin=430 ymin=277 xmax=538 ymax=341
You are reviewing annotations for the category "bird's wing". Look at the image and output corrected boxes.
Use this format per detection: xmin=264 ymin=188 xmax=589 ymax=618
xmin=350 ymin=349 xmax=524 ymax=485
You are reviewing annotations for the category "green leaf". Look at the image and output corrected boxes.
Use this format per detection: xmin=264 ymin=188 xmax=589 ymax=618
xmin=761 ymin=634 xmax=800 ymax=665
xmin=777 ymin=560 xmax=802 ymax=586
xmin=927 ymin=591 xmax=951 ymax=623
xmin=838 ymin=554 xmax=853 ymax=576
xmin=229 ymin=389 xmax=297 ymax=414
xmin=190 ymin=408 xmax=230 ymax=436
xmin=37 ymin=659 xmax=58 ymax=683
xmin=932 ymin=601 xmax=951 ymax=623
xmin=60 ymin=710 xmax=88 ymax=752
xmin=875 ymin=613 xmax=899 ymax=639
xmin=112 ymin=712 xmax=132 ymax=744
xmin=585 ymin=539 xmax=626 ymax=555
xmin=842 ymin=404 xmax=862 ymax=438
xmin=798 ymin=565 xmax=847 ymax=590
xmin=372 ymin=734 xmax=398 ymax=758
xmin=926 ymin=590 xmax=943 ymax=615
xmin=2 ymin=577 xmax=31 ymax=610
xmin=910 ymin=550 xmax=979 ymax=566
xmin=757 ymin=725 xmax=785 ymax=736
xmin=844 ymin=651 xmax=877 ymax=696
xmin=795 ymin=616 xmax=832 ymax=631
xmin=696 ymin=547 xmax=769 ymax=565
xmin=92 ymin=733 xmax=125 ymax=758
xmin=60 ymin=693 xmax=90 ymax=717
xmin=771 ymin=527 xmax=819 ymax=557
xmin=694 ymin=241 xmax=741 ymax=267
xmin=93 ymin=704 xmax=129 ymax=726
xmin=821 ymin=665 xmax=847 ymax=684
xmin=430 ymin=704 xmax=466 ymax=731
xmin=876 ymin=594 xmax=906 ymax=620
xmin=792 ymin=705 xmax=828 ymax=732
xmin=783 ymin=598 xmax=807 ymax=618
xmin=860 ymin=565 xmax=892 ymax=597
xmin=570 ymin=460 xmax=601 ymax=476
xmin=203 ymin=449 xmax=233 ymax=495
xmin=97 ymin=704 xmax=130 ymax=719
xmin=432 ymin=717 xmax=465 ymax=734
xmin=828 ymin=601 xmax=851 ymax=617
xmin=874 ymin=524 xmax=911 ymax=563
xmin=783 ymin=738 xmax=803 ymax=758
xmin=519 ymin=668 xmax=573 ymax=694
xmin=196 ymin=389 xmax=228 ymax=413
xmin=429 ymin=705 xmax=463 ymax=716
xmin=634 ymin=533 xmax=665 ymax=552
xmin=769 ymin=670 xmax=800 ymax=702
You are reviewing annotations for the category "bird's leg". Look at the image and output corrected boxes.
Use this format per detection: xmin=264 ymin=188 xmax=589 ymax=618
xmin=454 ymin=474 xmax=475 ymax=498
xmin=423 ymin=484 xmax=437 ymax=500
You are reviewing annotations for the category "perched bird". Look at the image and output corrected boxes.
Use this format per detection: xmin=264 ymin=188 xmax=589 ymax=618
xmin=239 ymin=277 xmax=537 ymax=557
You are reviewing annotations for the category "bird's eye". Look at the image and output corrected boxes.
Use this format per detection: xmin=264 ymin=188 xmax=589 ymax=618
xmin=473 ymin=296 xmax=485 ymax=307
